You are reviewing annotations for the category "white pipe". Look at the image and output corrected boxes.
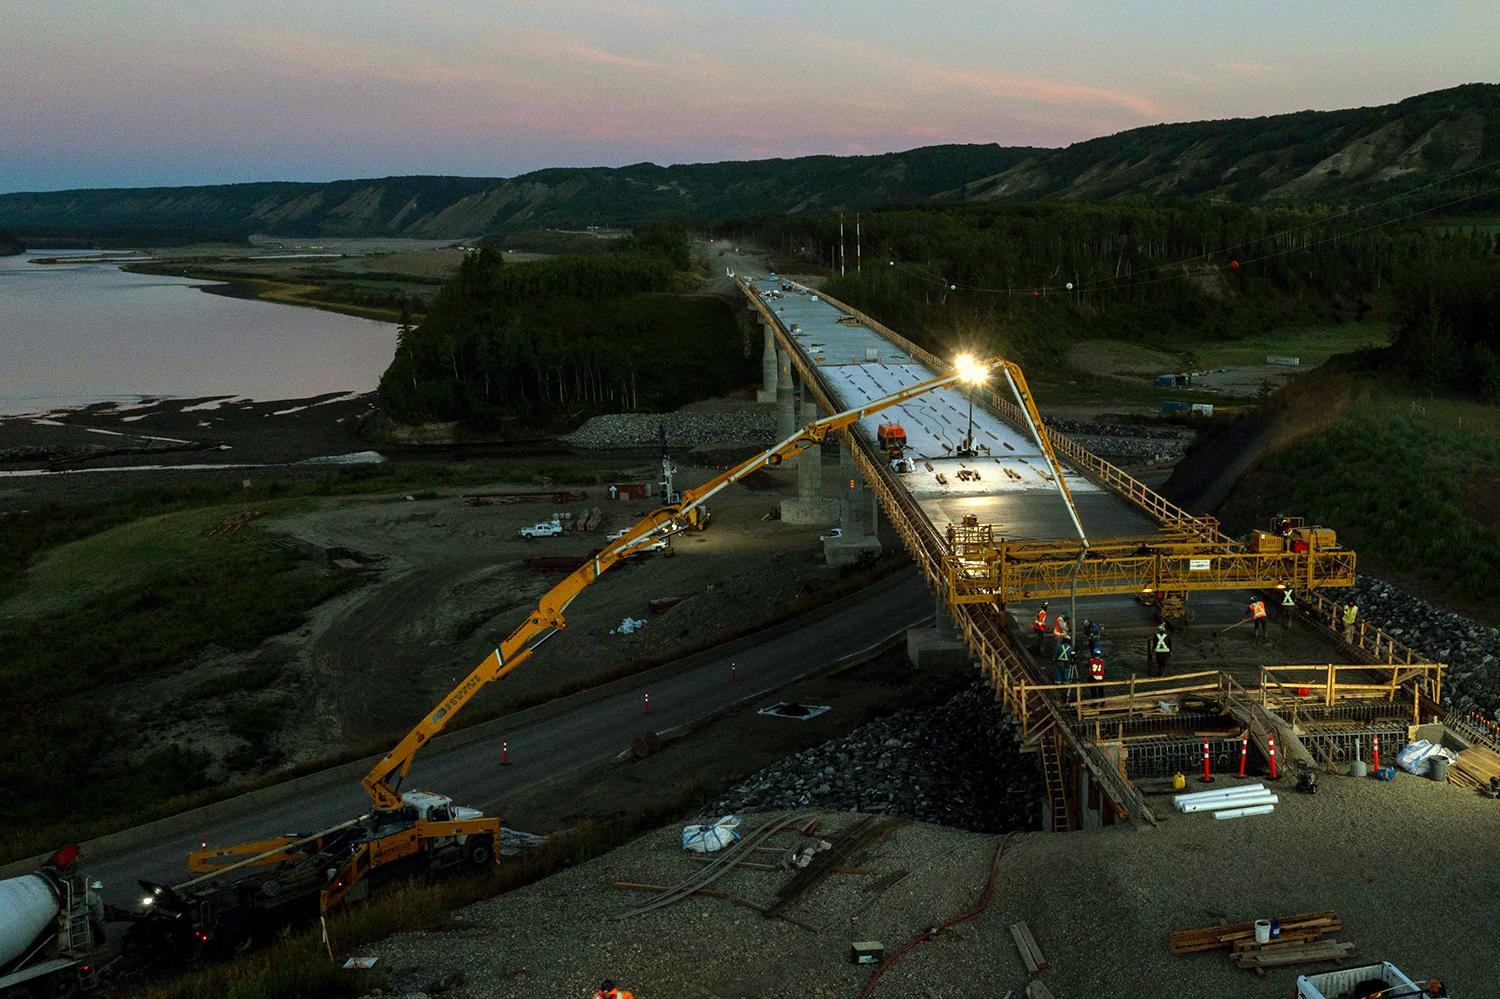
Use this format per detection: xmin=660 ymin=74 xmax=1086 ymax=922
xmin=1174 ymin=791 xmax=1264 ymax=810
xmin=1181 ymin=794 xmax=1278 ymax=813
xmin=1180 ymin=792 xmax=1278 ymax=813
xmin=1214 ymin=803 xmax=1275 ymax=820
xmin=1172 ymin=783 xmax=1265 ymax=807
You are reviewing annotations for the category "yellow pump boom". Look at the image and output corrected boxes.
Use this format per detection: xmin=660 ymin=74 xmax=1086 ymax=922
xmin=359 ymin=357 xmax=1013 ymax=810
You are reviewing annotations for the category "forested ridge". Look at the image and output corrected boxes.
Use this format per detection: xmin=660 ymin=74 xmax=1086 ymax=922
xmin=2 ymin=84 xmax=1496 ymax=242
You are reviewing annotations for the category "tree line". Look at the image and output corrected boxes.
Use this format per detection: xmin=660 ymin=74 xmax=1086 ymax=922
xmin=378 ymin=224 xmax=754 ymax=430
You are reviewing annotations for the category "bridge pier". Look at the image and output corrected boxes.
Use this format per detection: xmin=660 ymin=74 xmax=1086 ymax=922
xmin=781 ymin=401 xmax=838 ymax=526
xmin=774 ymin=347 xmax=796 ymax=441
xmin=757 ymin=322 xmax=778 ymax=403
xmin=906 ymin=594 xmax=969 ymax=669
xmin=824 ymin=439 xmax=882 ymax=566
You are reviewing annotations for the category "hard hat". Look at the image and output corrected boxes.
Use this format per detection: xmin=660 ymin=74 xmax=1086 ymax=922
xmin=601 ymin=981 xmax=616 ymax=991
xmin=1041 ymin=601 xmax=1048 ymax=608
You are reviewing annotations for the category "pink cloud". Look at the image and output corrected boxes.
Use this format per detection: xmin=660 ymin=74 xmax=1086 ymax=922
xmin=566 ymin=43 xmax=664 ymax=71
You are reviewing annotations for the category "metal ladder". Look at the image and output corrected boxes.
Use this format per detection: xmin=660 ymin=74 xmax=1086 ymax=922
xmin=57 ymin=873 xmax=93 ymax=951
xmin=1041 ymin=730 xmax=1072 ymax=833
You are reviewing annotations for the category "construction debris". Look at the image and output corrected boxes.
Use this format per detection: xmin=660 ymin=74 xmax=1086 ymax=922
xmin=1025 ymin=982 xmax=1057 ymax=999
xmin=464 ymin=489 xmax=587 ymax=506
xmin=207 ymin=508 xmax=263 ymax=537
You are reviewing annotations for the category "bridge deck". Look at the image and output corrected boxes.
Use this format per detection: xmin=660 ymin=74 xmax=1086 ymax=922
xmin=757 ymin=278 xmax=1154 ymax=540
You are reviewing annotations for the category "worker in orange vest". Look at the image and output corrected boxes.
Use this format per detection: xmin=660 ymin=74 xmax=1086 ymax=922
xmin=1245 ymin=598 xmax=1268 ymax=642
xmin=1088 ymin=647 xmax=1105 ymax=696
xmin=595 ymin=981 xmax=634 ymax=999
xmin=1033 ymin=602 xmax=1049 ymax=653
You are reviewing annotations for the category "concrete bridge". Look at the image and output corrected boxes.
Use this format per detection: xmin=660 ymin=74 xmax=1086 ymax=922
xmin=739 ymin=275 xmax=1445 ymax=830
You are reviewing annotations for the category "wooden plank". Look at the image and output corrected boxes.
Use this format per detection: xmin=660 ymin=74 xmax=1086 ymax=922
xmin=1232 ymin=940 xmax=1354 ymax=970
xmin=1026 ymin=982 xmax=1056 ymax=999
xmin=1009 ymin=921 xmax=1048 ymax=975
xmin=1169 ymin=912 xmax=1340 ymax=954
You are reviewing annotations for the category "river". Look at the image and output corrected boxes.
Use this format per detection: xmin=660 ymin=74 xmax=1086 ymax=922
xmin=0 ymin=250 xmax=397 ymax=415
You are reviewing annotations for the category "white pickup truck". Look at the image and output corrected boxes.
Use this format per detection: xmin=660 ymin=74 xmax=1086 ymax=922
xmin=518 ymin=519 xmax=564 ymax=539
xmin=1297 ymin=963 xmax=1445 ymax=998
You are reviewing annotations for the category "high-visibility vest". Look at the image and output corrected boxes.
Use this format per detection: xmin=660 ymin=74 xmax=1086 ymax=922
xmin=1343 ymin=605 xmax=1358 ymax=625
xmin=1250 ymin=600 xmax=1267 ymax=620
xmin=595 ymin=991 xmax=634 ymax=999
xmin=1282 ymin=589 xmax=1295 ymax=606
xmin=1154 ymin=632 xmax=1170 ymax=654
xmin=1034 ymin=609 xmax=1048 ymax=631
xmin=1053 ymin=618 xmax=1069 ymax=638
xmin=1089 ymin=657 xmax=1104 ymax=681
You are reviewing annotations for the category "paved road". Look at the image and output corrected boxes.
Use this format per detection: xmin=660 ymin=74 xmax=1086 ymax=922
xmin=90 ymin=571 xmax=929 ymax=906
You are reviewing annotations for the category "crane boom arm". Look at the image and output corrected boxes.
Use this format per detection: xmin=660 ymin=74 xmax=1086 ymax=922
xmin=360 ymin=360 xmax=999 ymax=810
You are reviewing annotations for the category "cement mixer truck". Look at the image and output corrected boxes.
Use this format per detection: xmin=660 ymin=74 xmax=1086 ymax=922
xmin=0 ymin=845 xmax=105 ymax=997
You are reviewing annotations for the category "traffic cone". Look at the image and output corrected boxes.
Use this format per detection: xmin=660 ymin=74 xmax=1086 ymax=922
xmin=501 ymin=740 xmax=511 ymax=766
xmin=730 ymin=662 xmax=737 ymax=683
xmin=1267 ymin=735 xmax=1279 ymax=780
xmin=1371 ymin=733 xmax=1380 ymax=772
xmin=1199 ymin=739 xmax=1214 ymax=783
xmin=1238 ymin=737 xmax=1248 ymax=778
xmin=643 ymin=691 xmax=651 ymax=715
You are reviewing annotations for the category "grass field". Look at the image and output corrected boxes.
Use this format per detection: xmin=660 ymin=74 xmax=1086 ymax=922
xmin=1218 ymin=372 xmax=1500 ymax=623
xmin=1182 ymin=321 xmax=1390 ymax=368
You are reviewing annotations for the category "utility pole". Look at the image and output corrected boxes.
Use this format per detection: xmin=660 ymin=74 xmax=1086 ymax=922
xmin=839 ymin=213 xmax=846 ymax=277
xmin=856 ymin=213 xmax=862 ymax=273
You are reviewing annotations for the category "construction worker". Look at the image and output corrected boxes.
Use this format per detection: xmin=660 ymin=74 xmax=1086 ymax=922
xmin=1342 ymin=603 xmax=1359 ymax=643
xmin=1153 ymin=623 xmax=1172 ymax=676
xmin=1281 ymin=587 xmax=1295 ymax=629
xmin=595 ymin=980 xmax=634 ymax=999
xmin=1052 ymin=612 xmax=1069 ymax=646
xmin=1053 ymin=636 xmax=1074 ymax=684
xmin=1088 ymin=648 xmax=1105 ymax=696
xmin=1246 ymin=598 xmax=1268 ymax=642
xmin=1033 ymin=602 xmax=1050 ymax=653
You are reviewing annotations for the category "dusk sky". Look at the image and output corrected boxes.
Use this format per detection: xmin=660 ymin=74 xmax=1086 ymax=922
xmin=2 ymin=1 xmax=1496 ymax=193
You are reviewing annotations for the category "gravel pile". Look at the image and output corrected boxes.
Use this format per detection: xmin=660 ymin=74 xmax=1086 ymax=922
xmin=703 ymin=682 xmax=1040 ymax=832
xmin=562 ymin=409 xmax=775 ymax=449
xmin=1044 ymin=418 xmax=1193 ymax=462
xmin=1348 ymin=575 xmax=1500 ymax=721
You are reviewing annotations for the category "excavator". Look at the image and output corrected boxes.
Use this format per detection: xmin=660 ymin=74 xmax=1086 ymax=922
xmin=136 ymin=354 xmax=1026 ymax=956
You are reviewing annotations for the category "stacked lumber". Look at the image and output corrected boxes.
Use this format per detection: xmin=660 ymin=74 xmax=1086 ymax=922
xmin=1448 ymin=745 xmax=1500 ymax=790
xmin=1169 ymin=912 xmax=1341 ymax=954
xmin=1232 ymin=939 xmax=1355 ymax=973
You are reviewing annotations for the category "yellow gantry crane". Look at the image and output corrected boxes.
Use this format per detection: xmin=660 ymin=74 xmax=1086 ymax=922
xmin=186 ymin=354 xmax=1017 ymax=913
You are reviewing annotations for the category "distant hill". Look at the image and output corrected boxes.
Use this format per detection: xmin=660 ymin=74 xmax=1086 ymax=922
xmin=0 ymin=227 xmax=21 ymax=256
xmin=1 ymin=84 xmax=1496 ymax=242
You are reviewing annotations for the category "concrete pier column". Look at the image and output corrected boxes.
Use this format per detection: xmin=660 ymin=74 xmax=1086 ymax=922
xmin=907 ymin=590 xmax=970 ymax=668
xmin=774 ymin=347 xmax=796 ymax=441
xmin=825 ymin=438 xmax=883 ymax=566
xmin=780 ymin=400 xmax=838 ymax=526
xmin=796 ymin=401 xmax=822 ymax=499
xmin=757 ymin=323 xmax=778 ymax=403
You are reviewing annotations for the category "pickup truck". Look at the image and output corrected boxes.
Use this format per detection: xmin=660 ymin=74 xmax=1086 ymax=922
xmin=1297 ymin=962 xmax=1445 ymax=998
xmin=518 ymin=520 xmax=563 ymax=539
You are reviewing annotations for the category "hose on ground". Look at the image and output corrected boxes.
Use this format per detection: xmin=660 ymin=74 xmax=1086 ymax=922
xmin=856 ymin=831 xmax=1018 ymax=998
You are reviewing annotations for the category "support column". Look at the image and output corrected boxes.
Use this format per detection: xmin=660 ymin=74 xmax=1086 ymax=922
xmin=824 ymin=437 xmax=883 ymax=566
xmin=757 ymin=322 xmax=778 ymax=403
xmin=774 ymin=347 xmax=795 ymax=442
xmin=780 ymin=400 xmax=837 ymax=526
xmin=906 ymin=590 xmax=970 ymax=669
